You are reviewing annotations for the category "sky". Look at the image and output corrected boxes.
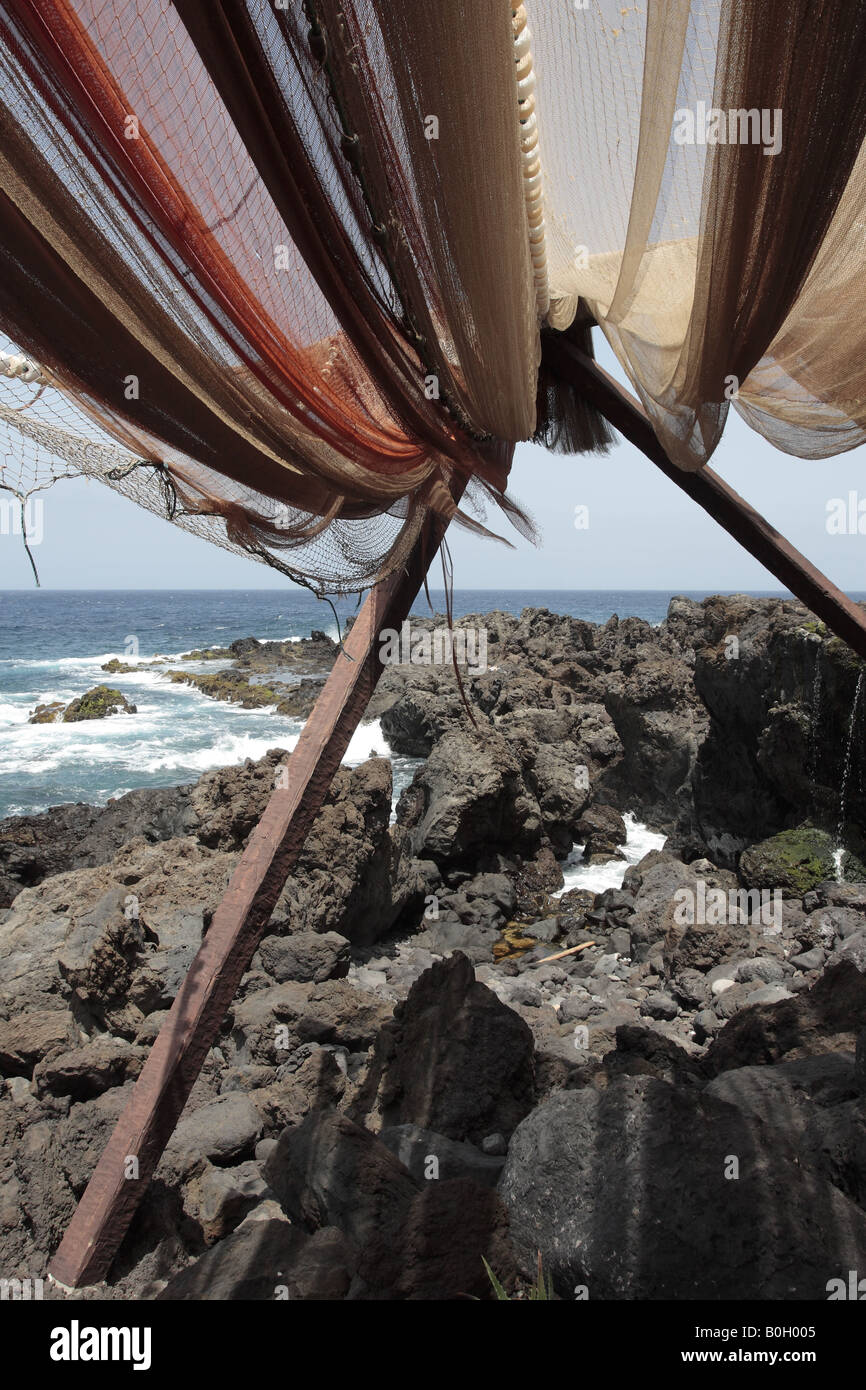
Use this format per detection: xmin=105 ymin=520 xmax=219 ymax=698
xmin=1 ymin=336 xmax=864 ymax=593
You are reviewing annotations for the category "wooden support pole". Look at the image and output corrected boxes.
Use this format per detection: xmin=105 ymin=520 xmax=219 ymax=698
xmin=544 ymin=335 xmax=866 ymax=661
xmin=48 ymin=493 xmax=461 ymax=1288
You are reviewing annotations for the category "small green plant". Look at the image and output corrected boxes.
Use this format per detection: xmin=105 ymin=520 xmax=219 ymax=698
xmin=482 ymin=1251 xmax=554 ymax=1300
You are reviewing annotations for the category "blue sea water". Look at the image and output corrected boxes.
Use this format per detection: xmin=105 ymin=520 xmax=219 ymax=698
xmin=0 ymin=587 xmax=822 ymax=820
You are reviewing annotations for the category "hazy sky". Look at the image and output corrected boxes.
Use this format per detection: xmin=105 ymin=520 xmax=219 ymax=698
xmin=2 ymin=336 xmax=864 ymax=592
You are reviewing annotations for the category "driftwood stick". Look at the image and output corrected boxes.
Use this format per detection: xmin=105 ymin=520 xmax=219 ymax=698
xmin=531 ymin=940 xmax=597 ymax=966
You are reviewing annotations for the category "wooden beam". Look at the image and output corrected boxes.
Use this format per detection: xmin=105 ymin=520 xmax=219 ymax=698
xmin=544 ymin=335 xmax=866 ymax=661
xmin=48 ymin=490 xmax=461 ymax=1288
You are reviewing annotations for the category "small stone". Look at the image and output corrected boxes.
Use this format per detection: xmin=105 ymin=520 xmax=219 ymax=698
xmin=508 ymin=982 xmax=543 ymax=1008
xmin=592 ymin=953 xmax=620 ymax=978
xmin=746 ymin=983 xmax=794 ymax=1006
xmin=693 ymin=1009 xmax=721 ymax=1041
xmin=559 ymin=993 xmax=593 ymax=1023
xmin=608 ymin=927 xmax=632 ymax=956
xmin=790 ymin=947 xmax=825 ymax=972
xmin=735 ymin=957 xmax=786 ymax=984
xmin=481 ymin=1133 xmax=507 ymax=1156
xmin=641 ymin=991 xmax=678 ymax=1021
xmin=711 ymin=977 xmax=736 ymax=995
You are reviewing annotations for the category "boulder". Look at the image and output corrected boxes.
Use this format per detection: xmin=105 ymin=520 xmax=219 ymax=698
xmin=264 ymin=1110 xmax=515 ymax=1298
xmin=257 ymin=931 xmax=350 ymax=984
xmin=275 ymin=759 xmax=422 ymax=945
xmin=499 ymin=1075 xmax=866 ymax=1299
xmin=33 ymin=1035 xmax=146 ymax=1099
xmin=354 ymin=953 xmax=535 ymax=1144
xmin=159 ymin=1220 xmax=354 ymax=1300
xmin=396 ymin=731 xmax=542 ymax=864
xmin=706 ymin=960 xmax=866 ymax=1073
xmin=378 ymin=1124 xmax=505 ymax=1189
xmin=182 ymin=1160 xmax=271 ymax=1245
xmin=575 ymin=804 xmax=628 ymax=858
xmin=161 ymin=1093 xmax=262 ymax=1179
xmin=0 ymin=1010 xmax=76 ymax=1078
xmin=264 ymin=1110 xmax=418 ymax=1292
xmin=739 ymin=828 xmax=837 ymax=897
xmin=230 ymin=980 xmax=392 ymax=1065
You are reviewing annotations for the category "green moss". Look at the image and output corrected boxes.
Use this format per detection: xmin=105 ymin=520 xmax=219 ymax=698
xmin=163 ymin=669 xmax=283 ymax=709
xmin=177 ymin=646 xmax=232 ymax=661
xmin=824 ymin=636 xmax=866 ymax=675
xmin=62 ymin=685 xmax=137 ymax=722
xmin=739 ymin=826 xmax=836 ymax=896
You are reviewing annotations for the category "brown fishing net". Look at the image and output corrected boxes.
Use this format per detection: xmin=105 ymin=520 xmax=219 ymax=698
xmin=0 ymin=0 xmax=545 ymax=591
xmin=0 ymin=1 xmax=865 ymax=590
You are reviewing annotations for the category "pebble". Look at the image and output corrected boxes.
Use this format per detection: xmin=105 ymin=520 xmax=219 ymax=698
xmin=641 ymin=991 xmax=679 ymax=1021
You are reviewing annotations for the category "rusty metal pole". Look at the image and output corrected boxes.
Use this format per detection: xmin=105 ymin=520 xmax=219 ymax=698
xmin=48 ymin=490 xmax=462 ymax=1288
xmin=544 ymin=335 xmax=866 ymax=662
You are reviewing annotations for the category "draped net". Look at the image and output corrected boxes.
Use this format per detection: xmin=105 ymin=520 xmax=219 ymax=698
xmin=0 ymin=0 xmax=864 ymax=591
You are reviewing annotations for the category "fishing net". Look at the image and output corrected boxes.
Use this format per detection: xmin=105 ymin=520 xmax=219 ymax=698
xmin=0 ymin=1 xmax=865 ymax=589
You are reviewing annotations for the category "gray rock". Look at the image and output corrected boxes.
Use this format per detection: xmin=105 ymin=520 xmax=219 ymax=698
xmin=463 ymin=872 xmax=516 ymax=915
xmin=481 ymin=1133 xmax=507 ymax=1156
xmin=559 ymin=993 xmax=593 ymax=1023
xmin=33 ymin=1035 xmax=145 ymax=1099
xmin=396 ymin=730 xmax=542 ymax=864
xmin=693 ymin=1008 xmax=721 ymax=1041
xmin=499 ymin=1075 xmax=866 ymax=1299
xmin=258 ymin=930 xmax=350 ymax=983
xmin=379 ymin=1124 xmax=505 ymax=1188
xmin=162 ymin=1093 xmax=262 ymax=1177
xmin=790 ymin=947 xmax=825 ymax=972
xmin=714 ymin=981 xmax=762 ymax=1019
xmin=275 ymin=759 xmax=423 ymax=946
xmin=182 ymin=1160 xmax=271 ymax=1244
xmin=735 ymin=957 xmax=786 ymax=984
xmin=747 ymin=983 xmax=794 ymax=1007
xmin=528 ymin=917 xmax=560 ymax=943
xmin=412 ymin=919 xmax=500 ymax=963
xmin=671 ymin=968 xmax=708 ymax=1008
xmin=640 ymin=991 xmax=678 ymax=1021
xmin=608 ymin=927 xmax=632 ymax=956
xmin=352 ymin=953 xmax=535 ymax=1144
xmin=835 ymin=931 xmax=866 ymax=973
xmin=159 ymin=1221 xmax=355 ymax=1300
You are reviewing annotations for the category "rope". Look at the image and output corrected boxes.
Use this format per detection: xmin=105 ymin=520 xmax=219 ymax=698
xmin=512 ymin=4 xmax=550 ymax=320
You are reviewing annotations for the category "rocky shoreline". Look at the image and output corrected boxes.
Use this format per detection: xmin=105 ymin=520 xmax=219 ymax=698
xmin=2 ymin=595 xmax=866 ymax=1299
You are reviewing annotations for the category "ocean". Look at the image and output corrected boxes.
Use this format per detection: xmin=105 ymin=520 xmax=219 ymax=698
xmin=0 ymin=587 xmax=811 ymax=821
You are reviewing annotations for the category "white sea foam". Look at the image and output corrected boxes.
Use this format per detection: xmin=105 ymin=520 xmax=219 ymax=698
xmin=343 ymin=718 xmax=391 ymax=764
xmin=0 ymin=701 xmax=32 ymax=724
xmin=554 ymin=812 xmax=667 ymax=897
xmin=138 ymin=730 xmax=291 ymax=773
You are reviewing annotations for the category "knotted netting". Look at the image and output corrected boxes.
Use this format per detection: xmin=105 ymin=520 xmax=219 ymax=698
xmin=0 ymin=1 xmax=865 ymax=590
